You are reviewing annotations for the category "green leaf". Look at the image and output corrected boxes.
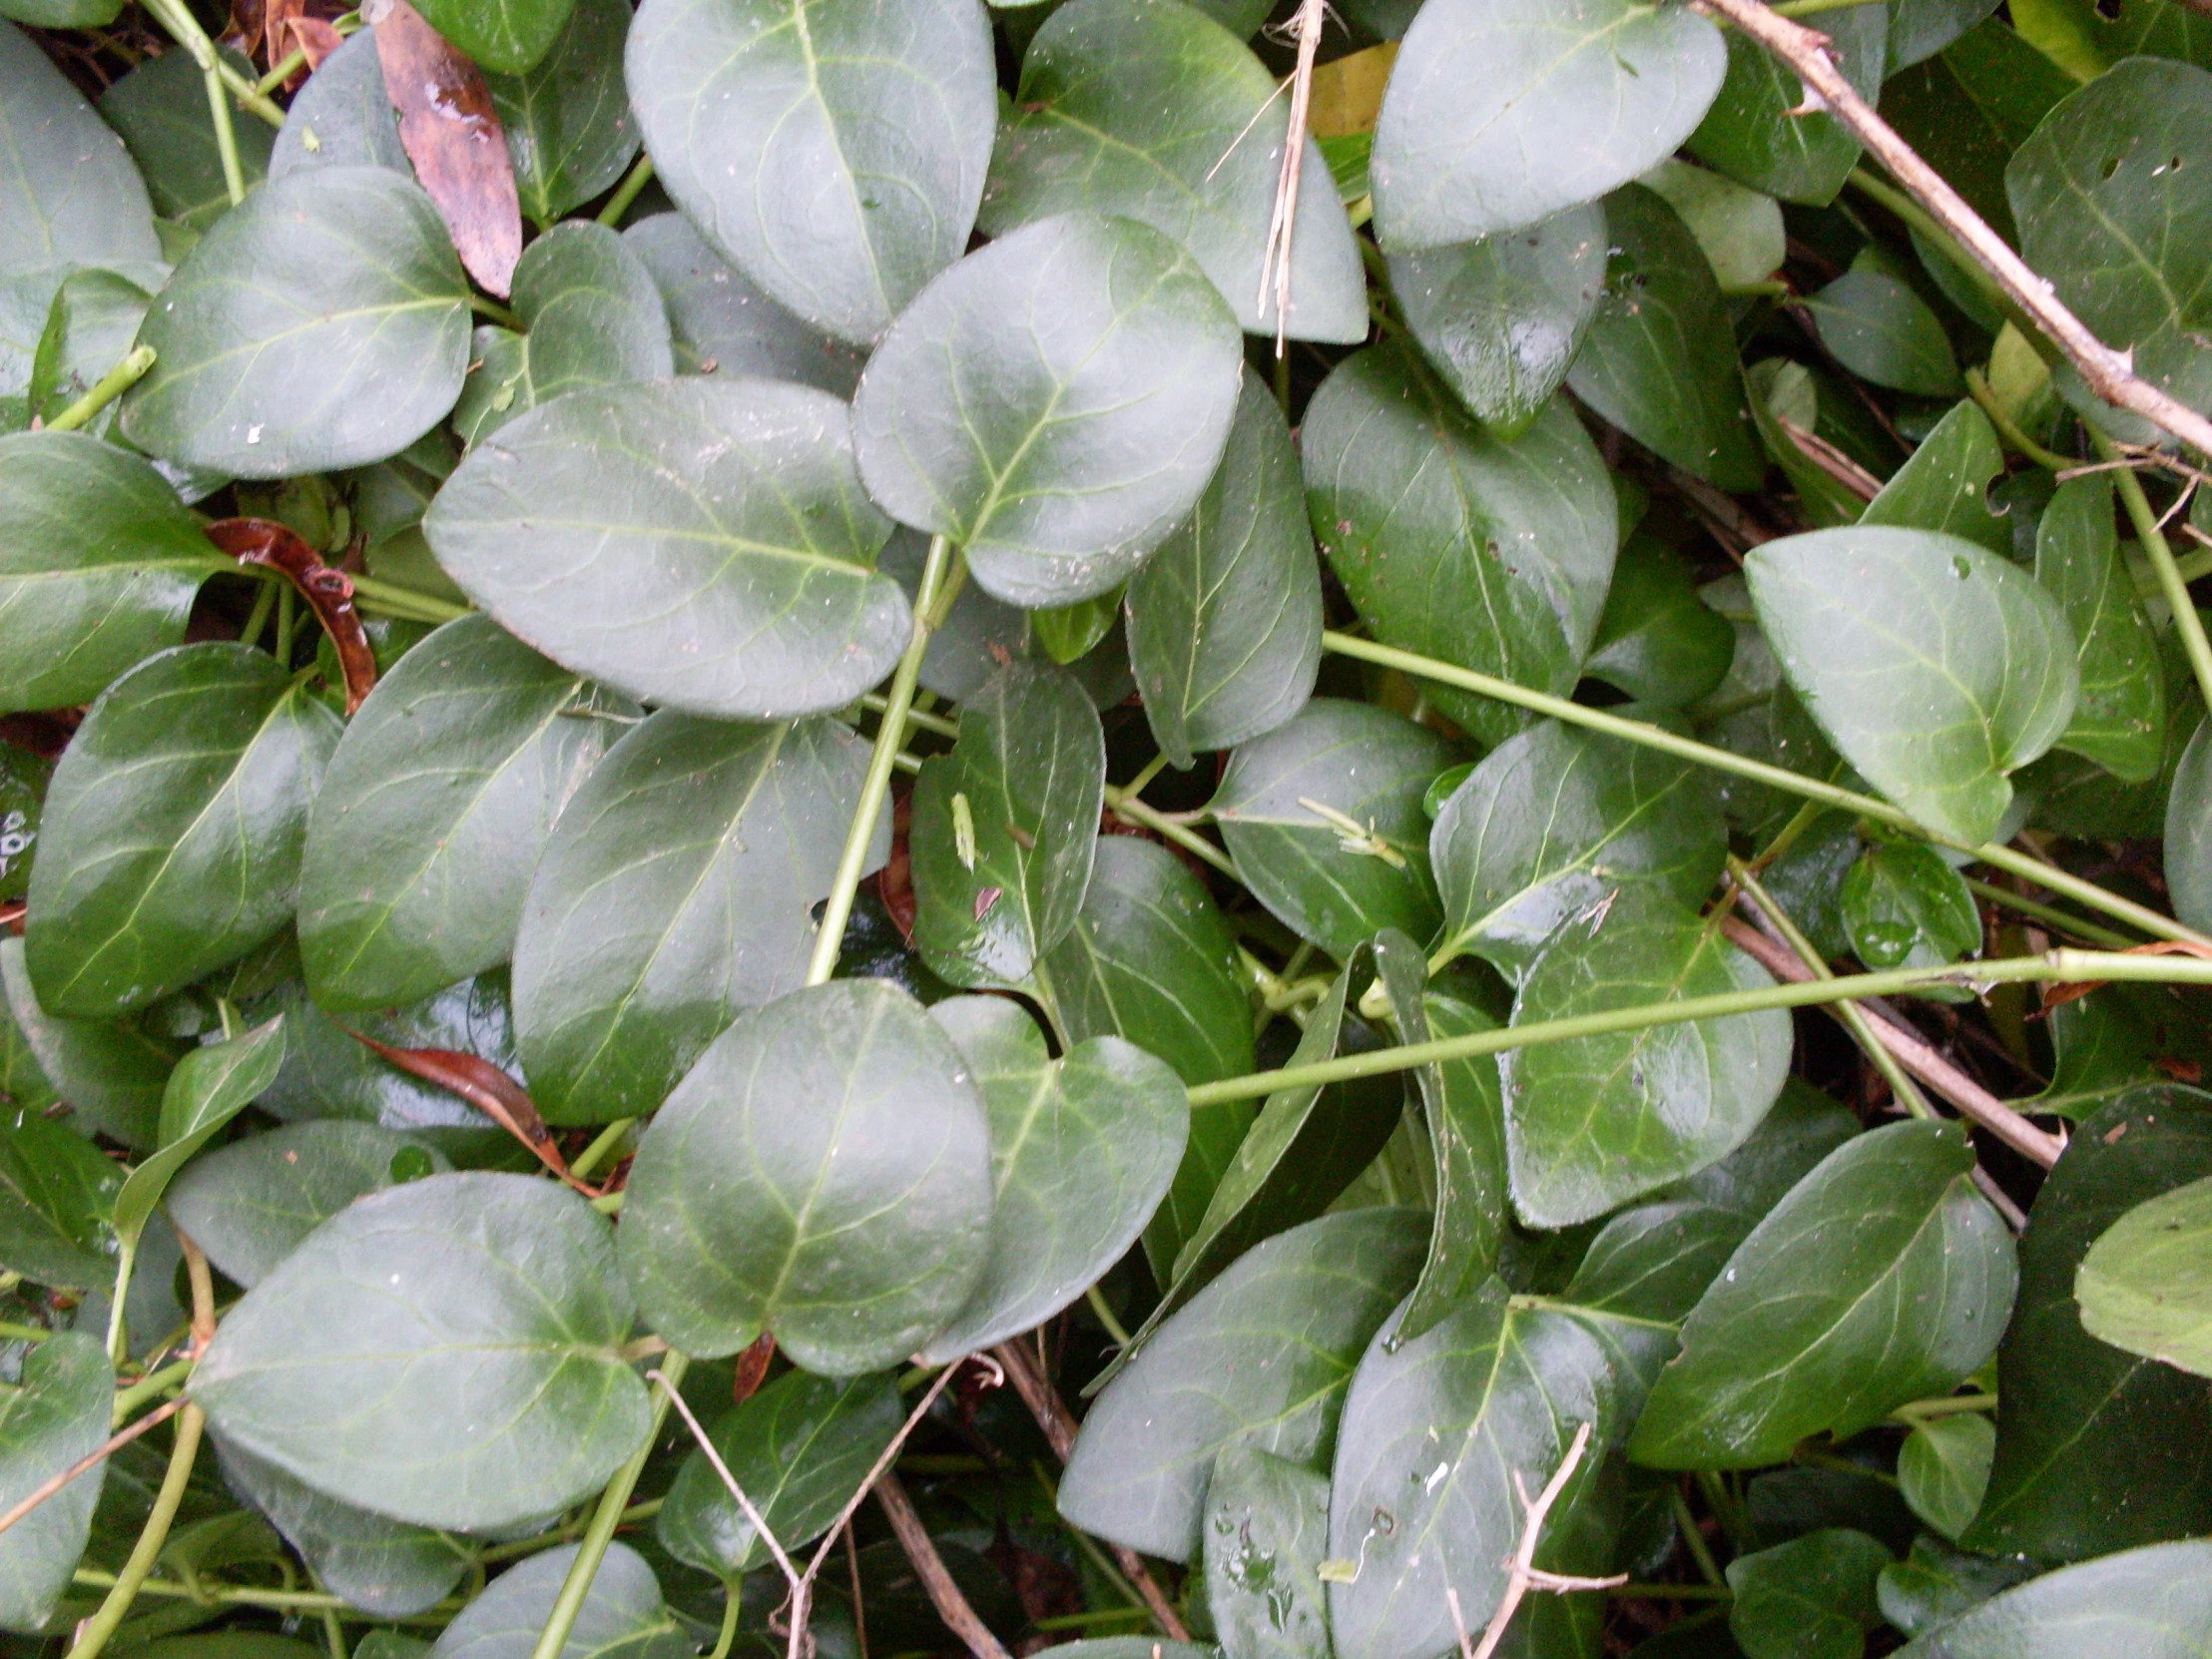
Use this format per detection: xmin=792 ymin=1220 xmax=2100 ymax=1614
xmin=1503 ymin=889 xmax=1792 ymax=1228
xmin=1891 ymin=0 xmax=2003 ymax=70
xmin=0 ymin=1332 xmax=115 ymax=1633
xmin=26 ymin=645 xmax=341 ymax=1019
xmin=2170 ymin=720 xmax=2212 ymax=935
xmin=618 ymin=979 xmax=993 ymax=1374
xmin=123 ymin=168 xmax=472 ymax=478
xmin=1842 ymin=838 xmax=1981 ymax=973
xmin=1037 ymin=834 xmax=1256 ymax=1277
xmin=1861 ymin=399 xmax=2011 ymax=555
xmin=1805 ymin=259 xmax=1963 ymax=397
xmin=1883 ymin=20 xmax=2074 ymax=246
xmin=1894 ymin=1537 xmax=2212 ymax=1658
xmin=1687 ymin=4 xmax=1885 ymax=205
xmin=910 ymin=663 xmax=1105 ymax=991
xmin=485 ymin=0 xmax=638 ymax=225
xmin=1325 ymin=1283 xmax=1615 ymax=1659
xmin=1547 ymin=1198 xmax=1739 ymax=1409
xmin=1900 ymin=1413 xmax=1996 ymax=1540
xmin=0 ymin=0 xmax=123 ymax=23
xmin=0 ymin=936 xmax=177 ymax=1150
xmin=1302 ymin=343 xmax=1618 ymax=747
xmin=1370 ymin=0 xmax=1726 ymax=250
xmin=0 ymin=19 xmax=159 ymax=270
xmin=981 ymin=0 xmax=1365 ymax=343
xmin=23 ymin=266 xmax=157 ymax=434
xmin=414 ymin=0 xmax=574 ymax=75
xmin=917 ymin=996 xmax=1186 ymax=1361
xmin=621 ymin=214 xmax=863 ymax=393
xmin=0 ymin=431 xmax=230 ymax=714
xmin=2035 ymin=475 xmax=2167 ymax=783
xmin=99 ymin=43 xmax=273 ymax=231
xmin=0 ymin=1108 xmax=119 ymax=1289
xmin=1201 ymin=1445 xmax=1331 ymax=1659
xmin=1058 ymin=1207 xmax=1425 ymax=1562
xmin=268 ymin=29 xmax=406 ymax=180
xmin=1565 ymin=185 xmax=1765 ymax=492
xmin=850 ymin=212 xmax=1244 ymax=608
xmin=1031 ymin=588 xmax=1121 ymax=667
xmin=1725 ymin=1529 xmax=1889 ymax=1659
xmin=1632 ymin=1120 xmax=2017 ymax=1469
xmin=452 ymin=224 xmax=672 ymax=444
xmin=192 ymin=1170 xmax=651 ymax=1532
xmin=426 ymin=1542 xmax=688 ymax=1659
xmin=112 ymin=1015 xmax=286 ymax=1254
xmin=1583 ymin=534 xmax=1737 ymax=710
xmin=2008 ymin=56 xmax=2212 ymax=424
xmin=657 ymin=1371 xmax=900 ymax=1578
xmin=1386 ymin=204 xmax=1608 ymax=434
xmin=424 ymin=377 xmax=908 ymax=721
xmin=2076 ymin=1171 xmax=2212 ymax=1379
xmin=627 ymin=0 xmax=995 ymax=343
xmin=214 ymin=1436 xmax=467 ymax=1619
xmin=1126 ymin=371 xmax=1322 ymax=769
xmin=514 ymin=712 xmax=883 ymax=1124
xmin=1396 ymin=991 xmax=1508 ymax=1343
xmin=1877 ymin=1534 xmax=2035 ymax=1640
xmin=1637 ymin=157 xmax=1785 ymax=290
xmin=299 ymin=616 xmax=635 ymax=1012
xmin=1747 ymin=357 xmax=1873 ymax=531
xmin=166 ymin=1122 xmax=451 ymax=1291
xmin=1744 ymin=527 xmax=2080 ymax=844
xmin=1429 ymin=718 xmax=1726 ymax=982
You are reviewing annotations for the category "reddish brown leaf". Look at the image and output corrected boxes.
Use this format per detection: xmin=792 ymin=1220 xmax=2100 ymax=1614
xmin=344 ymin=1032 xmax=592 ymax=1193
xmin=731 ymin=1333 xmax=777 ymax=1405
xmin=260 ymin=0 xmax=302 ymax=65
xmin=285 ymin=16 xmax=345 ymax=75
xmin=0 ymin=900 xmax=24 ymax=936
xmin=374 ymin=1 xmax=521 ymax=297
xmin=205 ymin=519 xmax=378 ymax=714
xmin=874 ymin=792 xmax=916 ymax=942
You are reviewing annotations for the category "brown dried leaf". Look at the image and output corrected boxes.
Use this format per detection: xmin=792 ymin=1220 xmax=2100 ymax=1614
xmin=286 ymin=16 xmax=344 ymax=74
xmin=344 ymin=1032 xmax=591 ymax=1192
xmin=731 ymin=1333 xmax=776 ymax=1405
xmin=205 ymin=518 xmax=377 ymax=714
xmin=374 ymin=0 xmax=521 ymax=297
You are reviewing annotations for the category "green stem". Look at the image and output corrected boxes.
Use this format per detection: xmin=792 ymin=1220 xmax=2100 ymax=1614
xmin=104 ymin=1238 xmax=139 ymax=1368
xmin=240 ymin=575 xmax=279 ymax=651
xmin=1846 ymin=170 xmax=2021 ymax=328
xmin=1103 ymin=788 xmax=1238 ymax=878
xmin=0 ymin=1321 xmax=51 ymax=1345
xmin=1319 ymin=630 xmax=2211 ymax=948
xmin=2100 ymin=433 xmax=2212 ymax=717
xmin=69 ymin=1405 xmax=205 ymax=1659
xmin=1772 ymin=0 xmax=1887 ymax=12
xmin=809 ymin=535 xmax=960 ymax=986
xmin=524 ymin=1352 xmax=689 ymax=1659
xmin=275 ymin=586 xmax=297 ymax=665
xmin=1964 ymin=368 xmax=2074 ymax=472
xmin=1085 ymin=1284 xmax=1132 ymax=1349
xmin=1892 ymin=1391 xmax=1997 ymax=1424
xmin=113 ymin=1358 xmax=196 ymax=1427
xmin=860 ymin=692 xmax=958 ymax=741
xmin=45 ymin=345 xmax=155 ymax=433
xmin=204 ymin=63 xmax=246 ymax=207
xmin=468 ymin=293 xmax=522 ymax=328
xmin=346 ymin=574 xmax=469 ymax=624
xmin=596 ymin=155 xmax=657 ymax=229
xmin=1669 ymin=1489 xmax=1726 ymax=1587
xmin=704 ymin=1582 xmax=744 ymax=1659
xmin=257 ymin=12 xmax=360 ymax=96
xmin=1961 ymin=875 xmax=2136 ymax=949
xmin=1607 ymin=1583 xmax=1734 ymax=1601
xmin=141 ymin=0 xmax=285 ymax=128
xmin=1121 ymin=752 xmax=1171 ymax=802
xmin=570 ymin=1119 xmax=634 ymax=1183
xmin=1184 ymin=947 xmax=2212 ymax=1108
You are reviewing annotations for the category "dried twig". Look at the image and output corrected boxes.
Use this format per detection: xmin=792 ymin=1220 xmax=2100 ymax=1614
xmin=0 ymin=1397 xmax=186 ymax=1541
xmin=873 ymin=1472 xmax=1012 ymax=1659
xmin=1446 ymin=1422 xmax=1623 ymax=1659
xmin=1257 ymin=0 xmax=1326 ymax=355
xmin=1696 ymin=0 xmax=2212 ymax=459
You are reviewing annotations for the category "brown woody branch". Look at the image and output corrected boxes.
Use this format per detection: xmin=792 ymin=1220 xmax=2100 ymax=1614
xmin=873 ymin=1472 xmax=1012 ymax=1659
xmin=1697 ymin=0 xmax=2212 ymax=460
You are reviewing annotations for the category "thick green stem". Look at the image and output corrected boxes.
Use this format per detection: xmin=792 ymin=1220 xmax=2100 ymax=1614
xmin=570 ymin=1119 xmax=634 ymax=1183
xmin=1961 ymin=875 xmax=2136 ymax=949
xmin=1892 ymin=1391 xmax=1997 ymax=1425
xmin=1103 ymin=787 xmax=1238 ymax=878
xmin=46 ymin=345 xmax=156 ymax=433
xmin=346 ymin=574 xmax=469 ymax=624
xmin=809 ymin=536 xmax=959 ymax=986
xmin=1184 ymin=948 xmax=2212 ymax=1108
xmin=1964 ymin=368 xmax=2074 ymax=472
xmin=112 ymin=1358 xmax=195 ymax=1427
xmin=68 ymin=1405 xmax=204 ymax=1659
xmin=596 ymin=156 xmax=657 ymax=229
xmin=525 ymin=1352 xmax=689 ymax=1659
xmin=1320 ymin=631 xmax=2212 ymax=947
xmin=2100 ymin=434 xmax=2212 ymax=717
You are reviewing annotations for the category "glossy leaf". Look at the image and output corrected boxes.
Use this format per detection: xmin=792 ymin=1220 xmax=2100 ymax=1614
xmin=1503 ymin=889 xmax=1792 ymax=1228
xmin=1900 ymin=1413 xmax=1996 ymax=1540
xmin=627 ymin=0 xmax=996 ymax=344
xmin=1632 ymin=1121 xmax=2018 ymax=1469
xmin=1202 ymin=1446 xmax=1331 ymax=1659
xmin=1745 ymin=527 xmax=2080 ymax=844
xmin=20 ymin=266 xmax=156 ymax=435
xmin=486 ymin=0 xmax=637 ymax=225
xmin=1058 ymin=1207 xmax=1425 ymax=1562
xmin=0 ymin=19 xmax=158 ymax=270
xmin=167 ymin=1122 xmax=451 ymax=1291
xmin=1688 ymin=4 xmax=1885 ymax=206
xmin=909 ymin=663 xmax=1104 ymax=991
xmin=1877 ymin=1534 xmax=2035 ymax=1640
xmin=1860 ymin=399 xmax=2010 ymax=556
xmin=2035 ymin=475 xmax=2167 ymax=783
xmin=1842 ymin=838 xmax=1981 ymax=973
xmin=1430 ymin=718 xmax=1725 ymax=982
xmin=1370 ymin=0 xmax=1726 ymax=250
xmin=1725 ymin=1529 xmax=1889 ymax=1659
xmin=0 ymin=936 xmax=177 ymax=1150
xmin=917 ymin=996 xmax=1186 ymax=1361
xmin=192 ymin=1171 xmax=651 ymax=1532
xmin=424 ymin=377 xmax=908 ymax=721
xmin=851 ymin=211 xmax=1244 ymax=608
xmin=1637 ymin=157 xmax=1784 ymax=289
xmin=1126 ymin=371 xmax=1322 ymax=769
xmin=1303 ymin=342 xmax=1618 ymax=746
xmin=425 ymin=1542 xmax=688 ymax=1659
xmin=0 ymin=1333 xmax=115 ymax=1632
xmin=513 ymin=712 xmax=883 ymax=1125
xmin=1565 ymin=185 xmax=1765 ymax=491
xmin=658 ymin=1370 xmax=900 ymax=1578
xmin=123 ymin=167 xmax=472 ymax=478
xmin=1582 ymin=534 xmax=1737 ymax=711
xmin=299 ymin=615 xmax=634 ymax=1012
xmin=0 ymin=1108 xmax=119 ymax=1289
xmin=1895 ymin=1538 xmax=2212 ymax=1658
xmin=2171 ymin=721 xmax=2212 ymax=936
xmin=981 ymin=0 xmax=1364 ymax=342
xmin=112 ymin=1016 xmax=287 ymax=1254
xmin=1387 ymin=204 xmax=1608 ymax=434
xmin=414 ymin=0 xmax=574 ymax=75
xmin=2075 ymin=1171 xmax=2212 ymax=1379
xmin=622 ymin=214 xmax=863 ymax=393
xmin=1806 ymin=260 xmax=1963 ymax=397
xmin=99 ymin=44 xmax=274 ymax=232
xmin=268 ymin=28 xmax=407 ymax=180
xmin=0 ymin=432 xmax=229 ymax=715
xmin=26 ymin=645 xmax=341 ymax=1019
xmin=617 ymin=979 xmax=993 ymax=1375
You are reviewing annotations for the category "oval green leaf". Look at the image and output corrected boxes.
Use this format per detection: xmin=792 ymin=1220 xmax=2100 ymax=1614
xmin=2035 ymin=475 xmax=2167 ymax=784
xmin=0 ymin=1332 xmax=116 ymax=1632
xmin=0 ymin=935 xmax=177 ymax=1150
xmin=1896 ymin=1537 xmax=2212 ymax=1659
xmin=487 ymin=0 xmax=637 ymax=222
xmin=426 ymin=1542 xmax=688 ymax=1659
xmin=0 ymin=19 xmax=158 ymax=270
xmin=622 ymin=214 xmax=863 ymax=394
xmin=0 ymin=1108 xmax=120 ymax=1290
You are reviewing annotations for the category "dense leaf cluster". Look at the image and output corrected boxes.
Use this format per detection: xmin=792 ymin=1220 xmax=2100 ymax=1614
xmin=3 ymin=0 xmax=2212 ymax=1657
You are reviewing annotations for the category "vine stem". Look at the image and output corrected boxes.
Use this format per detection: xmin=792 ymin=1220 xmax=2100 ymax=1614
xmin=45 ymin=345 xmax=156 ymax=433
xmin=2100 ymin=432 xmax=2212 ymax=716
xmin=1320 ymin=631 xmax=2211 ymax=948
xmin=523 ymin=1352 xmax=690 ymax=1659
xmin=808 ymin=534 xmax=959 ymax=986
xmin=1184 ymin=948 xmax=2212 ymax=1109
xmin=595 ymin=155 xmax=657 ymax=229
xmin=1698 ymin=0 xmax=2212 ymax=459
